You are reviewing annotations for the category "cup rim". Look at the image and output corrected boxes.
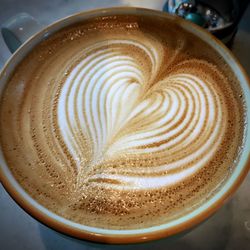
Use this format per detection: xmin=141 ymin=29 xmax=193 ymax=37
xmin=0 ymin=6 xmax=249 ymax=244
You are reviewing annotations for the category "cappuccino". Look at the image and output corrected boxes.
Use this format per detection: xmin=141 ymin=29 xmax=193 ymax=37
xmin=0 ymin=14 xmax=245 ymax=230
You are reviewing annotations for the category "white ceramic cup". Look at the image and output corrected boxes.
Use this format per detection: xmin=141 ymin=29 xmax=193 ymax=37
xmin=0 ymin=7 xmax=249 ymax=244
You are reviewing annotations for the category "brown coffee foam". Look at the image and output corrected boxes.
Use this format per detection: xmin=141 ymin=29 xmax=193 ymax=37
xmin=0 ymin=14 xmax=246 ymax=229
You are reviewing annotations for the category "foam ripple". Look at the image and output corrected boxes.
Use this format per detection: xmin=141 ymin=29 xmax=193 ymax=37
xmin=57 ymin=39 xmax=227 ymax=190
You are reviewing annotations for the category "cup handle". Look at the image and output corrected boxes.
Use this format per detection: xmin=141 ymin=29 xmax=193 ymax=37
xmin=1 ymin=13 xmax=42 ymax=53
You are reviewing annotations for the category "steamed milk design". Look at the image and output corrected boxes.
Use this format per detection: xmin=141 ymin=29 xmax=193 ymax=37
xmin=0 ymin=14 xmax=245 ymax=230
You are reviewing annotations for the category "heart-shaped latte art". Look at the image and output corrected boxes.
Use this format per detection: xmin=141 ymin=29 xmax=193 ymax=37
xmin=1 ymin=18 xmax=243 ymax=230
xmin=57 ymin=38 xmax=227 ymax=191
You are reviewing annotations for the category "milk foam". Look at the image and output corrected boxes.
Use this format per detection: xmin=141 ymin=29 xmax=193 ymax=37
xmin=57 ymin=39 xmax=226 ymax=190
xmin=0 ymin=15 xmax=244 ymax=230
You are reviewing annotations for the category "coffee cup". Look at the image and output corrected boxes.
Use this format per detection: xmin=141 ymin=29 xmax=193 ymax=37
xmin=0 ymin=7 xmax=249 ymax=244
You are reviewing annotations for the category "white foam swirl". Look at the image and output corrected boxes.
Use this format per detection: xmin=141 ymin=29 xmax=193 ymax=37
xmin=57 ymin=38 xmax=226 ymax=190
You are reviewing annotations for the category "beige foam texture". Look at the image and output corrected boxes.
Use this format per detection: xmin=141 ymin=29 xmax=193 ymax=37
xmin=0 ymin=14 xmax=246 ymax=230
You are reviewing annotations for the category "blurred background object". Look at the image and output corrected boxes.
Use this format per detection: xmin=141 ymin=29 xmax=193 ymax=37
xmin=0 ymin=1 xmax=249 ymax=250
xmin=163 ymin=0 xmax=250 ymax=46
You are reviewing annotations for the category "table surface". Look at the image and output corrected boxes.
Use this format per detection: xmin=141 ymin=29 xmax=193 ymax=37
xmin=0 ymin=1 xmax=249 ymax=249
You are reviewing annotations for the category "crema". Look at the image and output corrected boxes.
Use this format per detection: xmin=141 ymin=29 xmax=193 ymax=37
xmin=0 ymin=14 xmax=245 ymax=230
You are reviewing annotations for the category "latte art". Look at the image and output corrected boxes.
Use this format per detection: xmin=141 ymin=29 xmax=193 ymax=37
xmin=0 ymin=15 xmax=245 ymax=230
xmin=58 ymin=39 xmax=226 ymax=191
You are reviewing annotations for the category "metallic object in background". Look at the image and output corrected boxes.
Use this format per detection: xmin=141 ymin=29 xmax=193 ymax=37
xmin=163 ymin=0 xmax=250 ymax=46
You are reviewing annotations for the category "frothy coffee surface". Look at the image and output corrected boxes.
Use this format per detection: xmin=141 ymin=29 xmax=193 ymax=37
xmin=0 ymin=14 xmax=245 ymax=229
